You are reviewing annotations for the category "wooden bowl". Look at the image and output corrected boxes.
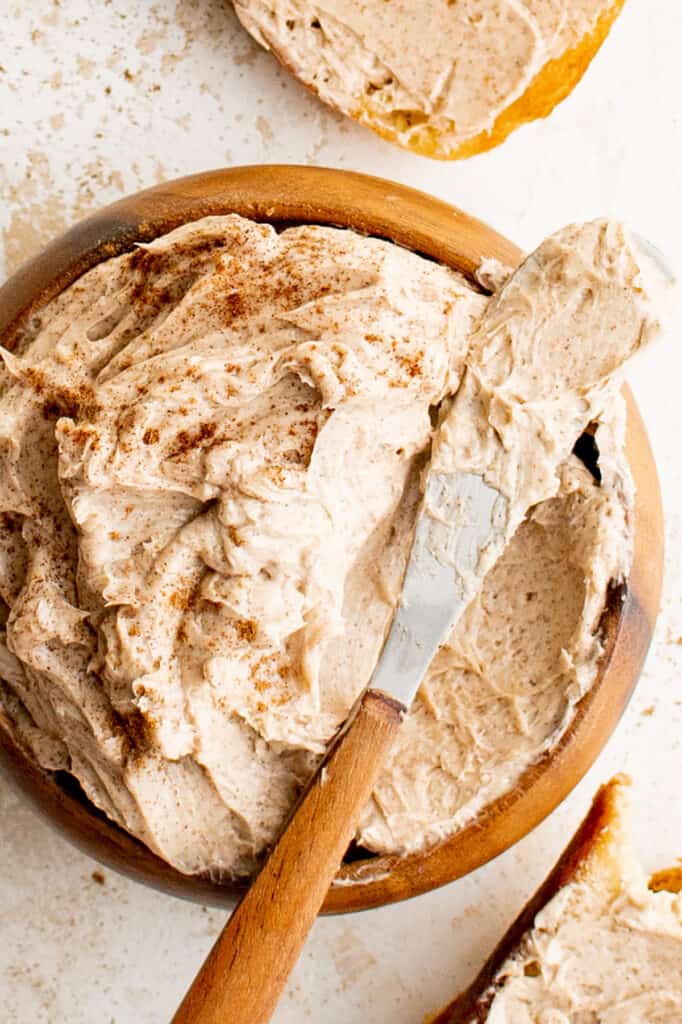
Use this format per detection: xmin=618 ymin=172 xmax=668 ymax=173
xmin=0 ymin=166 xmax=663 ymax=913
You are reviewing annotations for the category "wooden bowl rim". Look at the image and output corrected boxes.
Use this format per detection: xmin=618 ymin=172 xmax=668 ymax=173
xmin=0 ymin=165 xmax=663 ymax=914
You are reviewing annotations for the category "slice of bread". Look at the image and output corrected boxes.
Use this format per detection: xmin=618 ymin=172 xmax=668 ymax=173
xmin=432 ymin=775 xmax=682 ymax=1022
xmin=233 ymin=1 xmax=625 ymax=160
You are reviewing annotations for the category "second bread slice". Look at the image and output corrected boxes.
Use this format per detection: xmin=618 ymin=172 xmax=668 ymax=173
xmin=433 ymin=775 xmax=682 ymax=1022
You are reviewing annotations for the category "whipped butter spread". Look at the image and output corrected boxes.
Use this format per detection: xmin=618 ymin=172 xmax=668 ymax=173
xmin=233 ymin=1 xmax=615 ymax=147
xmin=0 ymin=215 xmax=663 ymax=877
xmin=483 ymin=789 xmax=682 ymax=1023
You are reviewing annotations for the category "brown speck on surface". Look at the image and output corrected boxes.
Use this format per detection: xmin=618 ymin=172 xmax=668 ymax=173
xmin=120 ymin=707 xmax=153 ymax=754
xmin=235 ymin=619 xmax=257 ymax=643
xmin=397 ymin=352 xmax=423 ymax=378
xmin=218 ymin=292 xmax=246 ymax=321
xmin=41 ymin=401 xmax=61 ymax=420
xmin=142 ymin=427 xmax=160 ymax=445
xmin=23 ymin=366 xmax=46 ymax=394
xmin=91 ymin=870 xmax=105 ymax=886
xmin=256 ymin=114 xmax=274 ymax=143
xmin=170 ymin=421 xmax=217 ymax=456
xmin=77 ymin=55 xmax=95 ymax=79
xmin=227 ymin=525 xmax=243 ymax=547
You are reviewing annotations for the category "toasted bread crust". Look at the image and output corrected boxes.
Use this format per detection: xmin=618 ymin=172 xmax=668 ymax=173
xmin=650 ymin=867 xmax=682 ymax=894
xmin=238 ymin=1 xmax=625 ymax=161
xmin=430 ymin=775 xmax=644 ymax=1024
xmin=363 ymin=0 xmax=626 ymax=160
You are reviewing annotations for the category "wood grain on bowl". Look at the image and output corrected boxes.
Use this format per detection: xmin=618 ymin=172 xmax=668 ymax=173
xmin=0 ymin=166 xmax=663 ymax=913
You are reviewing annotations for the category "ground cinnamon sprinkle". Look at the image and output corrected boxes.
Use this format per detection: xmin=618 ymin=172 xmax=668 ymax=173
xmin=398 ymin=352 xmax=423 ymax=378
xmin=227 ymin=525 xmax=243 ymax=547
xmin=170 ymin=421 xmax=217 ymax=456
xmin=219 ymin=292 xmax=247 ymax=321
xmin=119 ymin=707 xmax=154 ymax=754
xmin=142 ymin=427 xmax=159 ymax=445
xmin=24 ymin=366 xmax=46 ymax=394
xmin=41 ymin=401 xmax=61 ymax=420
xmin=235 ymin=619 xmax=257 ymax=643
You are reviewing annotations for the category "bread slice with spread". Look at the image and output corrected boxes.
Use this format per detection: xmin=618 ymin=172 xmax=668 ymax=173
xmin=233 ymin=1 xmax=626 ymax=160
xmin=432 ymin=776 xmax=682 ymax=1022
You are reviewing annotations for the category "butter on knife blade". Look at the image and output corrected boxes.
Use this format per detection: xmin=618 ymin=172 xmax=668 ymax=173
xmin=371 ymin=219 xmax=673 ymax=711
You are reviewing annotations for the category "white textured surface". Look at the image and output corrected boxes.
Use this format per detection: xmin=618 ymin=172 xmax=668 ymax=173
xmin=1 ymin=2 xmax=681 ymax=1022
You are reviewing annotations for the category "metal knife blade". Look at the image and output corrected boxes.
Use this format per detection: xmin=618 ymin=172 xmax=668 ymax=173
xmin=369 ymin=469 xmax=509 ymax=710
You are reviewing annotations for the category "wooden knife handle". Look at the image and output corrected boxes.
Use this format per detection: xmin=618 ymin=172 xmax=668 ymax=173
xmin=171 ymin=688 xmax=404 ymax=1024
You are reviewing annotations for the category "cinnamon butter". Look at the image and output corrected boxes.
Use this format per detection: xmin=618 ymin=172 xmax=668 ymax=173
xmin=0 ymin=215 xmax=665 ymax=877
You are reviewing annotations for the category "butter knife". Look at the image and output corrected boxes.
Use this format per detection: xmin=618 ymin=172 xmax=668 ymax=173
xmin=172 ymin=222 xmax=669 ymax=1024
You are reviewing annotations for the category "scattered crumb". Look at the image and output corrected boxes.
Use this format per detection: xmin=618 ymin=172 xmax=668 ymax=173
xmin=641 ymin=706 xmax=655 ymax=717
xmin=255 ymin=114 xmax=273 ymax=143
xmin=91 ymin=870 xmax=106 ymax=885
